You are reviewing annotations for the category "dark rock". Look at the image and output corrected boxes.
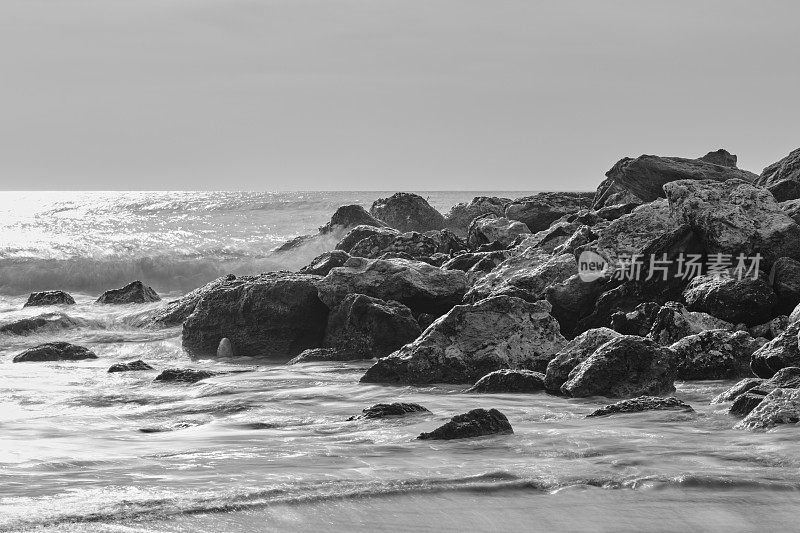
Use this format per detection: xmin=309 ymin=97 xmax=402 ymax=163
xmin=299 ymin=250 xmax=351 ymax=276
xmin=767 ymin=180 xmax=800 ymax=203
xmin=757 ymin=147 xmax=800 ymax=187
xmin=595 ymin=202 xmax=640 ymax=221
xmin=349 ymin=230 xmax=465 ymax=261
xmin=417 ymin=408 xmax=513 ymax=440
xmin=545 ymin=275 xmax=612 ymax=338
xmin=24 ymin=291 xmax=75 ymax=307
xmin=648 ymin=302 xmax=734 ymax=345
xmin=504 ymin=192 xmax=594 ymax=232
xmin=467 ymin=369 xmax=546 ymax=393
xmin=348 ymin=402 xmax=430 ymax=421
xmin=683 ymin=275 xmax=776 ymax=327
xmin=544 ymin=327 xmax=623 ymax=393
xmin=749 ymin=316 xmax=790 ymax=341
xmin=750 ymin=323 xmax=800 ymax=378
xmin=734 ymin=388 xmax=800 ymax=431
xmin=335 ymin=225 xmax=399 ymax=253
xmin=286 ymin=348 xmax=350 ymax=364
xmin=96 ymin=281 xmax=161 ymax=304
xmin=149 ymin=274 xmax=237 ymax=328
xmin=771 ymin=257 xmax=800 ymax=315
xmin=730 ymin=391 xmax=769 ymax=417
xmin=587 ymin=396 xmax=693 ymax=417
xmin=13 ymin=342 xmax=97 ymax=363
xmin=444 ymin=196 xmax=510 ymax=237
xmin=108 ymin=360 xmax=154 ymax=372
xmin=611 ymin=302 xmax=661 ymax=337
xmin=0 ymin=312 xmax=82 ymax=335
xmin=182 ymin=272 xmax=329 ymax=359
xmin=698 ymin=149 xmax=738 ymax=168
xmin=592 ymin=176 xmax=644 ymax=209
xmin=711 ymin=377 xmax=764 ymax=404
xmin=319 ymin=204 xmax=388 ymax=234
xmin=669 ymin=330 xmax=763 ymax=380
xmin=370 ymin=193 xmax=446 ymax=232
xmin=781 ymin=199 xmax=800 ymax=225
xmin=153 ymin=368 xmax=216 ymax=383
xmin=442 ymin=250 xmax=510 ymax=276
xmin=466 ymin=215 xmax=530 ymax=249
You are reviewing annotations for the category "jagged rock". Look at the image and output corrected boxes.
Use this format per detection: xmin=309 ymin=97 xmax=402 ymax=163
xmin=523 ymin=221 xmax=583 ymax=253
xmin=587 ymin=396 xmax=693 ymax=417
xmin=592 ymin=176 xmax=644 ymax=209
xmin=417 ymin=408 xmax=513 ymax=440
xmin=595 ymin=202 xmax=640 ymax=221
xmin=648 ymin=302 xmax=734 ymax=345
xmin=370 ymin=193 xmax=445 ymax=232
xmin=504 ymin=192 xmax=594 ymax=232
xmin=24 ymin=291 xmax=75 ymax=307
xmin=299 ymin=250 xmax=351 ymax=276
xmin=750 ymin=316 xmax=790 ymax=340
xmin=698 ymin=149 xmax=739 ymax=167
xmin=153 ymin=368 xmax=216 ymax=383
xmin=561 ymin=335 xmax=678 ymax=398
xmin=664 ymin=179 xmax=800 ymax=266
xmin=466 ymin=215 xmax=530 ymax=249
xmin=318 ymin=204 xmax=389 ymax=234
xmin=442 ymin=250 xmax=510 ymax=276
xmin=108 ymin=360 xmax=153 ymax=372
xmin=711 ymin=377 xmax=764 ymax=404
xmin=544 ymin=327 xmax=623 ymax=393
xmin=545 ymin=275 xmax=612 ymax=338
xmin=149 ymin=274 xmax=237 ymax=328
xmin=669 ymin=330 xmax=763 ymax=380
xmin=611 ymin=302 xmax=661 ymax=337
xmin=552 ymin=225 xmax=598 ymax=256
xmin=721 ymin=367 xmax=800 ymax=417
xmin=591 ymin=199 xmax=678 ymax=264
xmin=771 ymin=258 xmax=800 ymax=315
xmin=416 ymin=313 xmax=436 ymax=331
xmin=323 ymin=294 xmax=421 ymax=359
xmin=97 ymin=281 xmax=160 ymax=304
xmin=444 ymin=196 xmax=510 ymax=236
xmin=335 ymin=225 xmax=399 ymax=253
xmin=781 ymin=199 xmax=800 ymax=225
xmin=348 ymin=403 xmax=430 ymax=421
xmin=13 ymin=342 xmax=97 ymax=363
xmin=182 ymin=272 xmax=329 ymax=359
xmin=734 ymin=388 xmax=800 ymax=431
xmin=316 ymin=256 xmax=467 ymax=316
xmin=605 ymin=152 xmax=756 ymax=203
xmin=467 ymin=369 xmax=546 ymax=393
xmin=750 ymin=322 xmax=800 ymax=378
xmin=0 ymin=313 xmax=82 ymax=335
xmin=361 ymin=296 xmax=566 ymax=385
xmin=767 ymin=180 xmax=800 ymax=202
xmin=349 ymin=230 xmax=465 ymax=261
xmin=287 ymin=348 xmax=348 ymax=364
xmin=757 ymin=147 xmax=800 ymax=187
xmin=792 ymin=304 xmax=800 ymax=325
xmin=683 ymin=275 xmax=776 ymax=327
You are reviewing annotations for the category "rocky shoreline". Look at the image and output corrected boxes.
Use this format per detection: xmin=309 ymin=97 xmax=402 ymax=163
xmin=9 ymin=147 xmax=800 ymax=435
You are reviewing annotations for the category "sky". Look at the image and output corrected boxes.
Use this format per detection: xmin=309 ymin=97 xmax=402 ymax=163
xmin=0 ymin=0 xmax=798 ymax=191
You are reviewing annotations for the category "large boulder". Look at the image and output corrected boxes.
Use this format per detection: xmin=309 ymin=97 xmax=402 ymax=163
xmin=316 ymin=256 xmax=467 ymax=316
xmin=417 ymin=408 xmax=513 ymax=440
xmin=504 ymin=192 xmax=594 ymax=232
xmin=611 ymin=302 xmax=661 ymax=337
xmin=586 ymin=396 xmax=693 ymax=417
xmin=13 ymin=342 xmax=97 ymax=363
xmin=444 ymin=196 xmax=510 ymax=236
xmin=669 ymin=330 xmax=763 ymax=380
xmin=149 ymin=274 xmax=237 ymax=328
xmin=604 ymin=151 xmax=756 ymax=203
xmin=24 ymin=290 xmax=75 ymax=307
xmin=323 ymin=294 xmax=421 ymax=359
xmin=750 ymin=322 xmax=800 ymax=378
xmin=664 ymin=179 xmax=800 ymax=266
xmin=545 ymin=275 xmax=613 ymax=338
xmin=683 ymin=275 xmax=776 ymax=326
xmin=466 ymin=215 xmax=530 ymax=249
xmin=97 ymin=281 xmax=160 ymax=304
xmin=766 ymin=180 xmax=800 ymax=203
xmin=781 ymin=199 xmax=800 ymax=225
xmin=756 ymin=147 xmax=800 ymax=187
xmin=648 ymin=301 xmax=734 ymax=345
xmin=360 ymin=296 xmax=566 ymax=385
xmin=318 ymin=204 xmax=388 ymax=234
xmin=182 ymin=272 xmax=329 ymax=359
xmin=591 ymin=199 xmax=678 ymax=265
xmin=561 ymin=336 xmax=678 ymax=398
xmin=468 ymin=369 xmax=546 ymax=393
xmin=734 ymin=388 xmax=800 ymax=431
xmin=592 ymin=176 xmax=644 ymax=209
xmin=370 ymin=193 xmax=445 ymax=232
xmin=771 ymin=257 xmax=800 ymax=315
xmin=335 ymin=225 xmax=399 ymax=253
xmin=544 ymin=327 xmax=623 ymax=392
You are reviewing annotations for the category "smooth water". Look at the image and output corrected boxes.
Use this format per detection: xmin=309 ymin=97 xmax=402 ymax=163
xmin=1 ymin=192 xmax=799 ymax=532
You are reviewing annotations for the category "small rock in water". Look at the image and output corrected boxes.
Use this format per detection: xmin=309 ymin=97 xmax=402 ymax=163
xmin=108 ymin=360 xmax=154 ymax=373
xmin=417 ymin=408 xmax=513 ymax=440
xmin=287 ymin=348 xmax=349 ymax=364
xmin=587 ymin=396 xmax=694 ymax=417
xmin=217 ymin=338 xmax=234 ymax=358
xmin=96 ymin=281 xmax=161 ymax=304
xmin=468 ymin=369 xmax=546 ymax=393
xmin=153 ymin=368 xmax=216 ymax=383
xmin=24 ymin=290 xmax=75 ymax=307
xmin=348 ymin=402 xmax=430 ymax=421
xmin=13 ymin=342 xmax=97 ymax=363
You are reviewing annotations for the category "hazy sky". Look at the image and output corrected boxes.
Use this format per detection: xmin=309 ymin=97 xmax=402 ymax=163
xmin=1 ymin=0 xmax=798 ymax=191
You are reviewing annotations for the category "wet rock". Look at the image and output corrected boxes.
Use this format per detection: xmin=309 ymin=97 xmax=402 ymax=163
xmin=108 ymin=360 xmax=154 ymax=372
xmin=771 ymin=257 xmax=800 ymax=315
xmin=561 ymin=336 xmax=678 ymax=398
xmin=730 ymin=391 xmax=770 ymax=417
xmin=417 ymin=408 xmax=513 ymax=440
xmin=544 ymin=327 xmax=623 ymax=393
xmin=0 ymin=312 xmax=82 ymax=335
xmin=370 ymin=193 xmax=446 ymax=232
xmin=722 ymin=368 xmax=800 ymax=416
xmin=96 ymin=281 xmax=160 ymax=304
xmin=24 ymin=291 xmax=75 ymax=307
xmin=586 ymin=396 xmax=693 ymax=417
xmin=299 ymin=250 xmax=351 ymax=276
xmin=749 ymin=322 xmax=800 ymax=378
xmin=504 ymin=192 xmax=594 ymax=232
xmin=466 ymin=215 xmax=530 ymax=249
xmin=286 ymin=348 xmax=353 ymax=364
xmin=323 ymin=294 xmax=421 ymax=359
xmin=467 ymin=369 xmax=546 ymax=393
xmin=611 ymin=302 xmax=661 ymax=337
xmin=335 ymin=225 xmax=399 ymax=253
xmin=444 ymin=196 xmax=510 ymax=236
xmin=316 ymin=256 xmax=467 ymax=316
xmin=153 ymin=368 xmax=216 ymax=383
xmin=669 ymin=330 xmax=763 ymax=380
xmin=648 ymin=302 xmax=734 ymax=345
xmin=683 ymin=275 xmax=776 ymax=327
xmin=756 ymin=147 xmax=800 ymax=187
xmin=318 ymin=204 xmax=389 ymax=234
xmin=734 ymin=388 xmax=800 ymax=431
xmin=348 ymin=403 xmax=430 ymax=421
xmin=182 ymin=272 xmax=329 ymax=359
xmin=13 ymin=342 xmax=97 ymax=363
xmin=711 ymin=377 xmax=764 ymax=404
xmin=148 ymin=275 xmax=237 ymax=328
xmin=361 ymin=296 xmax=566 ymax=385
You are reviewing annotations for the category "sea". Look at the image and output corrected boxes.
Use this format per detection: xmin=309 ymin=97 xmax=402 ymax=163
xmin=1 ymin=191 xmax=799 ymax=532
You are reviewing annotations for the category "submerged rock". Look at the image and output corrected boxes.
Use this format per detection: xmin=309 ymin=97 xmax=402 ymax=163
xmin=348 ymin=403 xmax=430 ymax=421
xmin=24 ymin=290 xmax=75 ymax=307
xmin=108 ymin=360 xmax=154 ymax=372
xmin=0 ymin=312 xmax=82 ymax=336
xmin=683 ymin=275 xmax=776 ymax=327
xmin=13 ymin=342 xmax=97 ymax=363
xmin=370 ymin=193 xmax=445 ymax=232
xmin=586 ymin=396 xmax=693 ymax=417
xmin=468 ymin=369 xmax=546 ymax=393
xmin=96 ymin=281 xmax=161 ymax=304
xmin=153 ymin=368 xmax=216 ymax=383
xmin=669 ymin=330 xmax=763 ymax=380
xmin=734 ymin=388 xmax=800 ymax=431
xmin=417 ymin=408 xmax=513 ymax=440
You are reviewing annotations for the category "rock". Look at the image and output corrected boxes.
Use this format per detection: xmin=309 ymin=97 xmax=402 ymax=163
xmin=299 ymin=250 xmax=351 ymax=276
xmin=318 ymin=204 xmax=388 ymax=234
xmin=734 ymin=388 xmax=800 ymax=431
xmin=561 ymin=335 xmax=678 ymax=398
xmin=442 ymin=250 xmax=510 ymax=279
xmin=749 ymin=316 xmax=790 ymax=340
xmin=611 ymin=302 xmax=661 ymax=337
xmin=417 ymin=408 xmax=513 ymax=440
xmin=664 ymin=179 xmax=800 ymax=266
xmin=711 ymin=377 xmax=764 ymax=404
xmin=108 ymin=360 xmax=153 ymax=372
xmin=698 ymin=149 xmax=739 ymax=167
xmin=771 ymin=257 xmax=800 ymax=315
xmin=0 ymin=312 xmax=82 ymax=335
xmin=781 ymin=199 xmax=800 ymax=225
xmin=444 ymin=196 xmax=510 ymax=236
xmin=13 ymin=342 xmax=97 ymax=363
xmin=467 ymin=369 xmax=546 ymax=393
xmin=466 ymin=215 xmax=530 ymax=249
xmin=323 ymin=294 xmax=421 ymax=359
xmin=153 ymin=368 xmax=216 ymax=383
xmin=767 ymin=180 xmax=800 ymax=203
xmin=148 ymin=275 xmax=237 ymax=328
xmin=216 ymin=338 xmax=234 ymax=357
xmin=370 ymin=193 xmax=445 ymax=232
xmin=792 ymin=303 xmax=800 ymax=325
xmin=592 ymin=176 xmax=644 ymax=209
xmin=749 ymin=322 xmax=800 ymax=378
xmin=730 ymin=391 xmax=770 ymax=417
xmin=648 ymin=302 xmax=734 ymax=345
xmin=721 ymin=367 xmax=800 ymax=417
xmin=348 ymin=230 xmax=465 ymax=261
xmin=316 ymin=256 xmax=467 ymax=316
xmin=669 ymin=330 xmax=763 ymax=380
xmin=604 ymin=152 xmax=756 ymax=203
xmin=587 ymin=396 xmax=693 ymax=417
xmin=335 ymin=225 xmax=399 ymax=253
xmin=24 ymin=291 xmax=75 ymax=307
xmin=348 ymin=403 xmax=430 ymax=421
xmin=595 ymin=202 xmax=640 ymax=221
xmin=545 ymin=275 xmax=612 ymax=338
xmin=757 ymin=147 xmax=800 ymax=187
xmin=504 ymin=192 xmax=594 ymax=232
xmin=96 ymin=281 xmax=161 ymax=304
xmin=361 ymin=296 xmax=566 ymax=385
xmin=591 ymin=199 xmax=678 ymax=264
xmin=182 ymin=272 xmax=329 ymax=359
xmin=287 ymin=348 xmax=353 ymax=364
xmin=543 ymin=327 xmax=623 ymax=393
xmin=683 ymin=275 xmax=776 ymax=327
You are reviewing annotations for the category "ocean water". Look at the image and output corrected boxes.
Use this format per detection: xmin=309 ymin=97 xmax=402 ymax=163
xmin=1 ymin=191 xmax=799 ymax=532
